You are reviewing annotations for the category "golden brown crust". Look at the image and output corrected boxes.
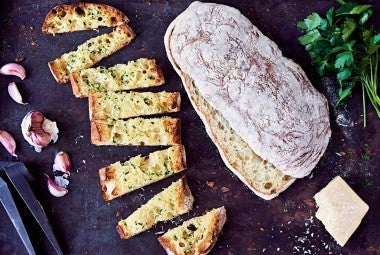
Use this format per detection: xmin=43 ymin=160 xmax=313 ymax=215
xmin=69 ymin=72 xmax=83 ymax=98
xmin=174 ymin=145 xmax=187 ymax=171
xmin=177 ymin=176 xmax=194 ymax=212
xmin=42 ymin=2 xmax=129 ymax=34
xmin=90 ymin=120 xmax=105 ymax=145
xmin=167 ymin=118 xmax=182 ymax=145
xmin=88 ymin=92 xmax=98 ymax=121
xmin=116 ymin=224 xmax=127 ymax=239
xmin=48 ymin=60 xmax=67 ymax=84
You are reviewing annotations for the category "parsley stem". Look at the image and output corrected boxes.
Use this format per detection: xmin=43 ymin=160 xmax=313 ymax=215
xmin=362 ymin=82 xmax=366 ymax=128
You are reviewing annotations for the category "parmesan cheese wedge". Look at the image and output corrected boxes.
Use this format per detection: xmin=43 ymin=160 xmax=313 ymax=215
xmin=314 ymin=176 xmax=369 ymax=246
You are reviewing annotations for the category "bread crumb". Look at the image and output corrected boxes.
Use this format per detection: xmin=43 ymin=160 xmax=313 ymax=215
xmin=115 ymin=211 xmax=121 ymax=217
xmin=221 ymin=186 xmax=230 ymax=192
xmin=15 ymin=57 xmax=25 ymax=63
xmin=206 ymin=181 xmax=215 ymax=188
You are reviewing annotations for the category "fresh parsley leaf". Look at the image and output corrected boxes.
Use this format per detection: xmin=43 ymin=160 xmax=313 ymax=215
xmin=373 ymin=33 xmax=380 ymax=44
xmin=326 ymin=7 xmax=335 ymax=26
xmin=336 ymin=84 xmax=353 ymax=106
xmin=348 ymin=4 xmax=372 ymax=15
xmin=298 ymin=29 xmax=322 ymax=45
xmin=298 ymin=12 xmax=323 ymax=32
xmin=359 ymin=9 xmax=372 ymax=25
xmin=298 ymin=0 xmax=380 ymax=126
xmin=337 ymin=67 xmax=352 ymax=82
xmin=342 ymin=18 xmax=356 ymax=41
xmin=335 ymin=51 xmax=354 ymax=69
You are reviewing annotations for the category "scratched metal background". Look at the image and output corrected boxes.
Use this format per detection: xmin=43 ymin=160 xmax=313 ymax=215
xmin=0 ymin=0 xmax=379 ymax=254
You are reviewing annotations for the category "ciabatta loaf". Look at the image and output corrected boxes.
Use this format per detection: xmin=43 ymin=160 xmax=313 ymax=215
xmin=158 ymin=207 xmax=226 ymax=255
xmin=70 ymin=58 xmax=165 ymax=98
xmin=42 ymin=3 xmax=129 ymax=34
xmin=165 ymin=2 xmax=330 ymax=182
xmin=99 ymin=145 xmax=186 ymax=201
xmin=91 ymin=117 xmax=181 ymax=146
xmin=117 ymin=177 xmax=194 ymax=239
xmin=49 ymin=24 xmax=135 ymax=84
xmin=89 ymin=91 xmax=181 ymax=120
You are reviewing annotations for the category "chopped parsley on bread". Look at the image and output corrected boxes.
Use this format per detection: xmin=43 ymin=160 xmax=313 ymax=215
xmin=158 ymin=207 xmax=226 ymax=255
xmin=91 ymin=117 xmax=181 ymax=146
xmin=70 ymin=58 xmax=165 ymax=98
xmin=48 ymin=24 xmax=135 ymax=84
xmin=117 ymin=177 xmax=194 ymax=239
xmin=99 ymin=145 xmax=186 ymax=201
xmin=42 ymin=2 xmax=129 ymax=34
xmin=89 ymin=91 xmax=181 ymax=120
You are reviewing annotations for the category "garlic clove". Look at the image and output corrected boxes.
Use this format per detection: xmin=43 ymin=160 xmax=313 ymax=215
xmin=8 ymin=82 xmax=27 ymax=105
xmin=45 ymin=174 xmax=68 ymax=197
xmin=53 ymin=151 xmax=71 ymax=175
xmin=0 ymin=63 xmax=26 ymax=80
xmin=54 ymin=175 xmax=70 ymax=188
xmin=0 ymin=130 xmax=17 ymax=157
xmin=21 ymin=111 xmax=59 ymax=152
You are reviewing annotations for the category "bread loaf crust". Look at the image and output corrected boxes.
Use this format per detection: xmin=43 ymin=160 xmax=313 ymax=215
xmin=165 ymin=2 xmax=331 ymax=178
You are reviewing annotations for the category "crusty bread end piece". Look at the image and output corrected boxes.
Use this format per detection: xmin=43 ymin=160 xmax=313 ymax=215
xmin=99 ymin=145 xmax=186 ymax=201
xmin=70 ymin=58 xmax=165 ymax=98
xmin=89 ymin=91 xmax=181 ymax=120
xmin=158 ymin=207 xmax=226 ymax=255
xmin=91 ymin=117 xmax=181 ymax=146
xmin=42 ymin=2 xmax=129 ymax=34
xmin=48 ymin=24 xmax=135 ymax=84
xmin=116 ymin=177 xmax=194 ymax=239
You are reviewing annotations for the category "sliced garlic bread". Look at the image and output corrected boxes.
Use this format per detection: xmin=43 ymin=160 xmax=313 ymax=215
xmin=158 ymin=207 xmax=226 ymax=255
xmin=91 ymin=117 xmax=181 ymax=146
xmin=42 ymin=3 xmax=129 ymax=34
xmin=70 ymin=58 xmax=165 ymax=98
xmin=117 ymin=177 xmax=194 ymax=239
xmin=48 ymin=24 xmax=135 ymax=84
xmin=180 ymin=74 xmax=295 ymax=199
xmin=99 ymin=145 xmax=186 ymax=201
xmin=89 ymin=91 xmax=181 ymax=120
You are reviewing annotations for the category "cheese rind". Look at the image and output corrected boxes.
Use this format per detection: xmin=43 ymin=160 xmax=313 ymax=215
xmin=99 ymin=145 xmax=186 ymax=201
xmin=314 ymin=176 xmax=369 ymax=247
xmin=70 ymin=58 xmax=165 ymax=98
xmin=89 ymin=91 xmax=181 ymax=120
xmin=117 ymin=177 xmax=194 ymax=239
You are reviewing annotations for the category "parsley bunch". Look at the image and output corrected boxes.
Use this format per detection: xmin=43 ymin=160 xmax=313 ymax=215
xmin=298 ymin=0 xmax=380 ymax=127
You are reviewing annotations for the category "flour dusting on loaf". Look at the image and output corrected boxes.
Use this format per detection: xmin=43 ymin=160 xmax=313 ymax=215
xmin=165 ymin=2 xmax=331 ymax=178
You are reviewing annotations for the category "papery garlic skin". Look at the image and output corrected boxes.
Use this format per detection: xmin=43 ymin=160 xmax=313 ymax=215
xmin=8 ymin=82 xmax=27 ymax=105
xmin=0 ymin=63 xmax=26 ymax=80
xmin=53 ymin=151 xmax=71 ymax=174
xmin=45 ymin=174 xmax=68 ymax=197
xmin=0 ymin=130 xmax=17 ymax=157
xmin=21 ymin=111 xmax=59 ymax=152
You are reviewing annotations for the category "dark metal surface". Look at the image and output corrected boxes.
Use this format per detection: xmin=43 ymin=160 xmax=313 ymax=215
xmin=0 ymin=1 xmax=379 ymax=254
